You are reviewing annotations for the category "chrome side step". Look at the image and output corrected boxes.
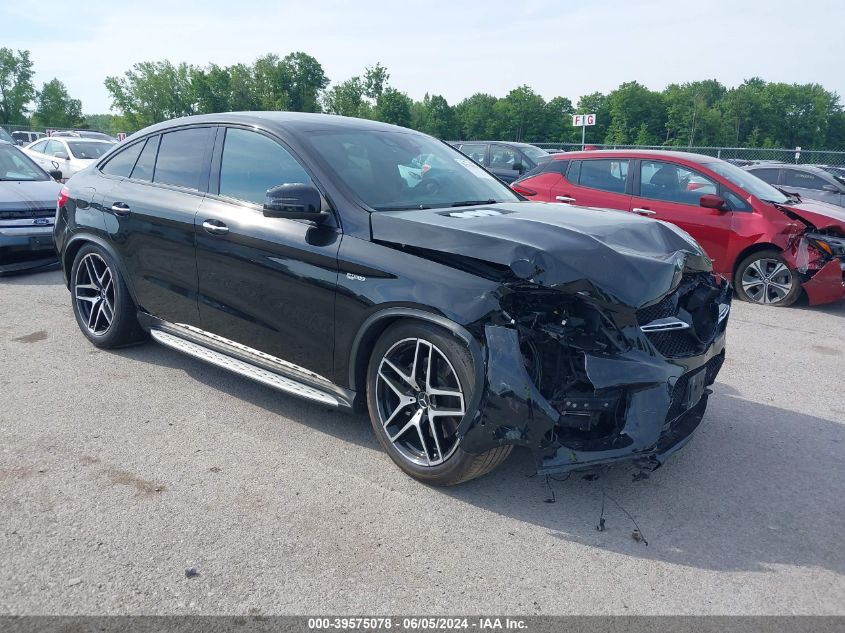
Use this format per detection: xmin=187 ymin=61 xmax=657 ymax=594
xmin=150 ymin=329 xmax=340 ymax=407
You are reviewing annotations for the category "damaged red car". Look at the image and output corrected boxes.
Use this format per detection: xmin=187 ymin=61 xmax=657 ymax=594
xmin=513 ymin=150 xmax=845 ymax=306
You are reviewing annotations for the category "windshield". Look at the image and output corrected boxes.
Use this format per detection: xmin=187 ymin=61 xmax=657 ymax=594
xmin=0 ymin=144 xmax=48 ymax=181
xmin=706 ymin=160 xmax=789 ymax=204
xmin=68 ymin=141 xmax=111 ymax=160
xmin=520 ymin=145 xmax=549 ymax=161
xmin=818 ymin=166 xmax=845 ymax=186
xmin=305 ymin=130 xmax=520 ymax=210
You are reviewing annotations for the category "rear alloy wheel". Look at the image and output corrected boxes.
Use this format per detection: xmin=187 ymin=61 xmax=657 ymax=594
xmin=366 ymin=321 xmax=511 ymax=485
xmin=70 ymin=244 xmax=146 ymax=348
xmin=735 ymin=250 xmax=802 ymax=307
xmin=74 ymin=252 xmax=115 ymax=336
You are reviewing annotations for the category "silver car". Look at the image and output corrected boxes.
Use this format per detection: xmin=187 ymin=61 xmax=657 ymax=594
xmin=744 ymin=163 xmax=845 ymax=208
xmin=0 ymin=141 xmax=63 ymax=274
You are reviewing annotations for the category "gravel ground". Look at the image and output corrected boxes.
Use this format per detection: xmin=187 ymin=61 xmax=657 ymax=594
xmin=1 ymin=269 xmax=844 ymax=615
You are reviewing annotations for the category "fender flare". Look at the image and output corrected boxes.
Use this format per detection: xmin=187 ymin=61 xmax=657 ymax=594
xmin=64 ymin=233 xmax=140 ymax=306
xmin=348 ymin=307 xmax=486 ymax=430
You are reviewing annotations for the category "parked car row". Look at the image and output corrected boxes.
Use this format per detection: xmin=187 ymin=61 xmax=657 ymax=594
xmin=451 ymin=141 xmax=550 ymax=183
xmin=22 ymin=137 xmax=114 ymax=181
xmin=6 ymin=115 xmax=843 ymax=486
xmin=512 ymin=150 xmax=845 ymax=307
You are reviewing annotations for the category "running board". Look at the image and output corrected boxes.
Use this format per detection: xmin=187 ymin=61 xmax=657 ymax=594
xmin=150 ymin=329 xmax=340 ymax=407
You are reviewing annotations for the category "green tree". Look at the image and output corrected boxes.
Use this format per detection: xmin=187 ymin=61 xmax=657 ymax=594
xmin=190 ymin=64 xmax=232 ymax=113
xmin=84 ymin=113 xmax=132 ymax=135
xmin=280 ymin=52 xmax=329 ymax=112
xmin=664 ymin=80 xmax=727 ymax=146
xmin=31 ymin=79 xmax=84 ymax=128
xmin=363 ymin=63 xmax=389 ymax=101
xmin=411 ymin=94 xmax=457 ymax=139
xmin=322 ymin=76 xmax=368 ymax=117
xmin=454 ymin=93 xmax=498 ymax=140
xmin=0 ymin=48 xmax=35 ymax=125
xmin=604 ymin=81 xmax=665 ymax=145
xmin=498 ymin=85 xmax=547 ymax=141
xmin=252 ymin=54 xmax=288 ymax=110
xmin=104 ymin=60 xmax=195 ymax=129
xmin=544 ymin=96 xmax=576 ymax=142
xmin=375 ymin=87 xmax=412 ymax=127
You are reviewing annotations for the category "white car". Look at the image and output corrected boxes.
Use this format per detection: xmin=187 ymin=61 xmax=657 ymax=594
xmin=23 ymin=137 xmax=113 ymax=180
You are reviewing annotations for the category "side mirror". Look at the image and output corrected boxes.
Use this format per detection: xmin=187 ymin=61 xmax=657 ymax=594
xmin=512 ymin=162 xmax=524 ymax=174
xmin=699 ymin=194 xmax=729 ymax=212
xmin=263 ymin=183 xmax=328 ymax=222
xmin=55 ymin=151 xmax=69 ymax=160
xmin=49 ymin=170 xmax=63 ymax=182
xmin=822 ymin=183 xmax=838 ymax=193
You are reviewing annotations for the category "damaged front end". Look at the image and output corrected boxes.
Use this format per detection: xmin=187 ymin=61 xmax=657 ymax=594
xmin=462 ymin=268 xmax=732 ymax=475
xmin=789 ymin=230 xmax=845 ymax=305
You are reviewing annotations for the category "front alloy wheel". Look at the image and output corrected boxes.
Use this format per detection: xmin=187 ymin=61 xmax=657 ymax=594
xmin=366 ymin=321 xmax=512 ymax=485
xmin=375 ymin=337 xmax=466 ymax=466
xmin=735 ymin=250 xmax=801 ymax=307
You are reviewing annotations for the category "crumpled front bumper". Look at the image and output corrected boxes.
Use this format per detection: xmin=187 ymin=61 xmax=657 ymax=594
xmin=801 ymin=259 xmax=845 ymax=306
xmin=462 ymin=315 xmax=728 ymax=476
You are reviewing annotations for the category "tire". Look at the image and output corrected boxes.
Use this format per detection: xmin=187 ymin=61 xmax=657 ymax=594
xmin=366 ymin=320 xmax=511 ymax=486
xmin=70 ymin=244 xmax=146 ymax=348
xmin=734 ymin=249 xmax=802 ymax=307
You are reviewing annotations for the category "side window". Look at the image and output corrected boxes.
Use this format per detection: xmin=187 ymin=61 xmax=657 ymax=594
xmin=489 ymin=146 xmax=519 ymax=170
xmin=101 ymin=141 xmax=145 ymax=178
xmin=153 ymin=127 xmax=213 ymax=190
xmin=640 ymin=161 xmax=716 ymax=204
xmin=218 ymin=128 xmax=312 ymax=205
xmin=130 ymin=135 xmax=159 ymax=182
xmin=749 ymin=168 xmax=779 ymax=185
xmin=30 ymin=139 xmax=49 ymax=153
xmin=784 ymin=169 xmax=829 ymax=191
xmin=459 ymin=143 xmax=487 ymax=164
xmin=721 ymin=188 xmax=752 ymax=212
xmin=578 ymin=159 xmax=629 ymax=193
xmin=45 ymin=140 xmax=65 ymax=157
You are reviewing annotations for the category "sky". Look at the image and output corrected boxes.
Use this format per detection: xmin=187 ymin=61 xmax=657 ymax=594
xmin=3 ymin=0 xmax=844 ymax=114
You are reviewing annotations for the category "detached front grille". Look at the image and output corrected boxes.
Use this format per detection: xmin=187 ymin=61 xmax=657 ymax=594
xmin=637 ymin=272 xmax=724 ymax=359
xmin=647 ymin=330 xmax=699 ymax=357
xmin=0 ymin=208 xmax=54 ymax=220
xmin=636 ymin=293 xmax=676 ymax=325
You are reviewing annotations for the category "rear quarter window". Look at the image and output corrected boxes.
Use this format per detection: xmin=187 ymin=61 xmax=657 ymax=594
xmin=100 ymin=141 xmax=145 ymax=178
xmin=153 ymin=127 xmax=213 ymax=190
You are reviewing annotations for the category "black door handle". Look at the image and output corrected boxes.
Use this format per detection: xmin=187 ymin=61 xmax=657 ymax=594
xmin=110 ymin=202 xmax=130 ymax=217
xmin=202 ymin=219 xmax=229 ymax=236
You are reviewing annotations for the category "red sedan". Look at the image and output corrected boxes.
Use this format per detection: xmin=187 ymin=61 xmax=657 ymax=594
xmin=512 ymin=150 xmax=845 ymax=306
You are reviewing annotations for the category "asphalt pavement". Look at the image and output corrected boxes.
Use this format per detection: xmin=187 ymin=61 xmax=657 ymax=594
xmin=1 ymin=270 xmax=844 ymax=614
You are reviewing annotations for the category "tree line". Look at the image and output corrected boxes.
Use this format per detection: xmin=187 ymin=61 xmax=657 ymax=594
xmin=2 ymin=46 xmax=844 ymax=149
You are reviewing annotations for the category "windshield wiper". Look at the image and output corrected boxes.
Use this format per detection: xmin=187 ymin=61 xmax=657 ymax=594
xmin=448 ymin=199 xmax=499 ymax=207
xmin=776 ymin=187 xmax=801 ymax=202
xmin=372 ymin=204 xmax=432 ymax=211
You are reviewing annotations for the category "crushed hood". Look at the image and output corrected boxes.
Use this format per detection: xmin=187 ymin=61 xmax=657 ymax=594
xmin=777 ymin=199 xmax=845 ymax=232
xmin=370 ymin=202 xmax=712 ymax=308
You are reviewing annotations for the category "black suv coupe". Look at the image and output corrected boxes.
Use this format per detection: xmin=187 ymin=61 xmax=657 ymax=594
xmin=55 ymin=112 xmax=731 ymax=485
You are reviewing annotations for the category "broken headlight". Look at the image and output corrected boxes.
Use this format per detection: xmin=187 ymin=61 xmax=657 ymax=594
xmin=805 ymin=231 xmax=845 ymax=259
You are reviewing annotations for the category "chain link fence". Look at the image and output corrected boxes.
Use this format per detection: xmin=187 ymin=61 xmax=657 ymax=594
xmin=529 ymin=142 xmax=845 ymax=167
